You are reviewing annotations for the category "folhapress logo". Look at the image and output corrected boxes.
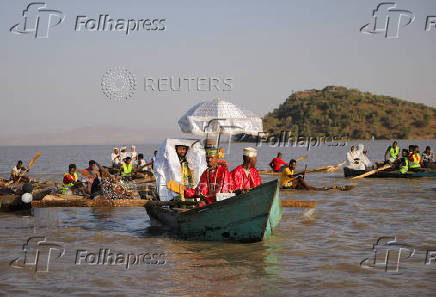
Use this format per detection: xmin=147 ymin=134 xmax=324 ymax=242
xmin=10 ymin=2 xmax=65 ymax=38
xmin=10 ymin=237 xmax=65 ymax=272
xmin=360 ymin=2 xmax=414 ymax=38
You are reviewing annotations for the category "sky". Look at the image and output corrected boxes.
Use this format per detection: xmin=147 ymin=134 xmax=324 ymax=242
xmin=1 ymin=0 xmax=435 ymax=144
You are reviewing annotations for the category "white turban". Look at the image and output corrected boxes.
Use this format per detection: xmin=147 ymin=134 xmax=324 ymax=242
xmin=243 ymin=147 xmax=257 ymax=158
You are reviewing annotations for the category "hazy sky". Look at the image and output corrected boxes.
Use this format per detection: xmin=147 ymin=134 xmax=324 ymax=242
xmin=1 ymin=0 xmax=435 ymax=144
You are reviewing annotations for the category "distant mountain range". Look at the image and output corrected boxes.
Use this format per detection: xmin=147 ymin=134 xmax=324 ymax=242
xmin=0 ymin=125 xmax=176 ymax=145
xmin=263 ymin=86 xmax=436 ymax=140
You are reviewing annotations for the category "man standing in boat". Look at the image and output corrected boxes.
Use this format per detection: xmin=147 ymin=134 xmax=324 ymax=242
xmin=230 ymin=147 xmax=261 ymax=193
xmin=269 ymin=153 xmax=287 ymax=172
xmin=184 ymin=147 xmax=232 ymax=204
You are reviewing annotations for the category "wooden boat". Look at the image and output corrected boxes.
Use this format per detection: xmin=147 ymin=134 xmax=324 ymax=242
xmin=145 ymin=179 xmax=282 ymax=243
xmin=343 ymin=166 xmax=436 ymax=178
xmin=32 ymin=194 xmax=152 ymax=208
xmin=0 ymin=189 xmax=52 ymax=212
xmin=280 ymin=184 xmax=356 ymax=192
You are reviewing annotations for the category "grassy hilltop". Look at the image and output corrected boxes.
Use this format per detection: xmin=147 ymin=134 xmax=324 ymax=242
xmin=263 ymin=86 xmax=436 ymax=140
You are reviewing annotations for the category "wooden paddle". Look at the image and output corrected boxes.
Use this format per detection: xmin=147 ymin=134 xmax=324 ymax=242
xmin=281 ymin=200 xmax=316 ymax=208
xmin=296 ymin=155 xmax=307 ymax=162
xmin=351 ymin=164 xmax=391 ymax=179
xmin=7 ymin=152 xmax=41 ymax=185
xmin=326 ymin=161 xmax=346 ymax=173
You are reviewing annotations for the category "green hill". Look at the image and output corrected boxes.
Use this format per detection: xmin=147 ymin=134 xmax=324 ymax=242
xmin=263 ymin=86 xmax=436 ymax=140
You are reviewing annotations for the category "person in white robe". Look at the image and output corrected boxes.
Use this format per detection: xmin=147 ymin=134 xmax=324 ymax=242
xmin=346 ymin=145 xmax=365 ymax=170
xmin=154 ymin=138 xmax=207 ymax=201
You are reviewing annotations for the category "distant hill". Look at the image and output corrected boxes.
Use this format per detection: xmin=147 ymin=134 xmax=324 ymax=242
xmin=263 ymin=86 xmax=436 ymax=140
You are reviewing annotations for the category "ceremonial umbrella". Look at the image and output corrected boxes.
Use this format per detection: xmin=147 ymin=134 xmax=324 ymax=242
xmin=178 ymin=98 xmax=263 ymax=137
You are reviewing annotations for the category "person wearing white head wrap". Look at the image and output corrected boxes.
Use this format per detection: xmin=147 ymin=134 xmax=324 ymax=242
xmin=129 ymin=145 xmax=138 ymax=166
xmin=120 ymin=146 xmax=128 ymax=164
xmin=230 ymin=147 xmax=261 ymax=192
xmin=357 ymin=144 xmax=372 ymax=169
xmin=111 ymin=148 xmax=121 ymax=168
xmin=346 ymin=145 xmax=365 ymax=170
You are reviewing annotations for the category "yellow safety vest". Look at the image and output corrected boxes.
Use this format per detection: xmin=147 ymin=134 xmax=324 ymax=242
xmin=389 ymin=146 xmax=399 ymax=159
xmin=400 ymin=158 xmax=408 ymax=174
xmin=409 ymin=153 xmax=421 ymax=168
xmin=280 ymin=168 xmax=294 ymax=188
xmin=62 ymin=172 xmax=78 ymax=194
xmin=121 ymin=163 xmax=133 ymax=176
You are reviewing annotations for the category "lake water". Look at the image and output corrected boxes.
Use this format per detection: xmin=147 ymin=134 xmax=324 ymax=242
xmin=1 ymin=140 xmax=435 ymax=296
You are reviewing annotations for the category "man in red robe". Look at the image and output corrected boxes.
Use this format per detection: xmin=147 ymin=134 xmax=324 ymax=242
xmin=185 ymin=147 xmax=232 ymax=204
xmin=231 ymin=147 xmax=262 ymax=193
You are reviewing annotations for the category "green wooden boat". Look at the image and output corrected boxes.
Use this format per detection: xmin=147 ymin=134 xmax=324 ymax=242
xmin=145 ymin=180 xmax=282 ymax=243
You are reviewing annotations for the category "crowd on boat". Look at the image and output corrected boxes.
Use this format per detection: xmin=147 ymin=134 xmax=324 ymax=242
xmin=155 ymin=139 xmax=262 ymax=206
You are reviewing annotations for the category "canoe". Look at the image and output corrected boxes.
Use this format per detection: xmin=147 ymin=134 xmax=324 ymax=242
xmin=32 ymin=194 xmax=152 ymax=208
xmin=280 ymin=184 xmax=356 ymax=192
xmin=145 ymin=179 xmax=282 ymax=243
xmin=0 ymin=189 xmax=52 ymax=212
xmin=343 ymin=166 xmax=436 ymax=178
xmin=258 ymin=170 xmax=281 ymax=176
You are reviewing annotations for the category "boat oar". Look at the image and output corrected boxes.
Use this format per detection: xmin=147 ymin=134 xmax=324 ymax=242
xmin=281 ymin=200 xmax=316 ymax=208
xmin=7 ymin=152 xmax=41 ymax=185
xmin=296 ymin=155 xmax=307 ymax=162
xmin=351 ymin=164 xmax=391 ymax=179
xmin=326 ymin=161 xmax=346 ymax=173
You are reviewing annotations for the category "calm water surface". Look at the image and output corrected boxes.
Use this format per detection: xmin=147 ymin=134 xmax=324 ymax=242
xmin=0 ymin=140 xmax=435 ymax=296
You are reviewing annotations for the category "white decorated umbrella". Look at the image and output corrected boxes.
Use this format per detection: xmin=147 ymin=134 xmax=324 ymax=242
xmin=178 ymin=98 xmax=263 ymax=136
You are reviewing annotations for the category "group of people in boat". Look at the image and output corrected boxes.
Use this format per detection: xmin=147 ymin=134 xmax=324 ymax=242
xmin=384 ymin=141 xmax=434 ymax=174
xmin=60 ymin=147 xmax=158 ymax=198
xmin=157 ymin=139 xmax=261 ymax=206
xmin=111 ymin=146 xmax=157 ymax=170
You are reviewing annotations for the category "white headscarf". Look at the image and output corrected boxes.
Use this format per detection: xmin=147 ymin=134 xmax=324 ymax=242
xmin=154 ymin=138 xmax=207 ymax=201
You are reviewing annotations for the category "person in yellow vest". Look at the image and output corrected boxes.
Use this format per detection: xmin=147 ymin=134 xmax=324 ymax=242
xmin=399 ymin=149 xmax=409 ymax=174
xmin=280 ymin=159 xmax=330 ymax=190
xmin=409 ymin=145 xmax=422 ymax=170
xmin=384 ymin=141 xmax=399 ymax=164
xmin=120 ymin=157 xmax=133 ymax=179
xmin=61 ymin=164 xmax=87 ymax=195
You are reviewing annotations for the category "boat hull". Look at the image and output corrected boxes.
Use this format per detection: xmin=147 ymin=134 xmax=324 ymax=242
xmin=145 ymin=180 xmax=282 ymax=243
xmin=343 ymin=166 xmax=436 ymax=178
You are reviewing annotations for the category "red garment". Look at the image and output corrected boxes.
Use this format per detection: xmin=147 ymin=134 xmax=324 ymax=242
xmin=185 ymin=165 xmax=232 ymax=204
xmin=271 ymin=158 xmax=287 ymax=171
xmin=230 ymin=165 xmax=262 ymax=191
xmin=63 ymin=173 xmax=77 ymax=185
